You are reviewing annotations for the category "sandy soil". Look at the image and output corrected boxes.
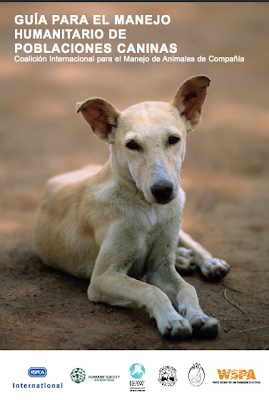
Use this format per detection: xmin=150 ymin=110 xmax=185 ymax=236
xmin=0 ymin=2 xmax=268 ymax=350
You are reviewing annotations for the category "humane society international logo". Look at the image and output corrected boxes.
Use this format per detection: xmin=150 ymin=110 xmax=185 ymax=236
xmin=70 ymin=368 xmax=86 ymax=384
xmin=88 ymin=375 xmax=120 ymax=382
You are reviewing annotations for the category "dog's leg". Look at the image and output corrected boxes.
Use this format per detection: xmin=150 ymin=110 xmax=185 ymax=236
xmin=147 ymin=248 xmax=220 ymax=338
xmin=176 ymin=230 xmax=230 ymax=280
xmin=87 ymin=249 xmax=192 ymax=339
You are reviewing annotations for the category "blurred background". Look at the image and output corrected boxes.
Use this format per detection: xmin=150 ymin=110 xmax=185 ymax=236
xmin=0 ymin=2 xmax=268 ymax=350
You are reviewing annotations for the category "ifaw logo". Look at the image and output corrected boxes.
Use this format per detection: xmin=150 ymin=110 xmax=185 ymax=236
xmin=217 ymin=369 xmax=256 ymax=380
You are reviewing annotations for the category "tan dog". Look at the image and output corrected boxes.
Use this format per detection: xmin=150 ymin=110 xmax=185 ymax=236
xmin=35 ymin=75 xmax=230 ymax=339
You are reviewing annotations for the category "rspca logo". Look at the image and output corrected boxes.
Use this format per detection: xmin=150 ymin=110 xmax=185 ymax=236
xmin=28 ymin=368 xmax=47 ymax=378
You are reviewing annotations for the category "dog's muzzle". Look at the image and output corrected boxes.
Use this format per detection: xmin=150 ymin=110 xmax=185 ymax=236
xmin=150 ymin=180 xmax=174 ymax=204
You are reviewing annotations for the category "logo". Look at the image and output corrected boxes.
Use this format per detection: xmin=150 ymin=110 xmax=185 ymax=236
xmin=188 ymin=363 xmax=205 ymax=387
xmin=28 ymin=368 xmax=47 ymax=378
xmin=129 ymin=364 xmax=145 ymax=379
xmin=217 ymin=369 xmax=256 ymax=380
xmin=70 ymin=368 xmax=86 ymax=384
xmin=88 ymin=375 xmax=120 ymax=382
xmin=129 ymin=364 xmax=146 ymax=392
xmin=158 ymin=366 xmax=177 ymax=387
xmin=213 ymin=369 xmax=260 ymax=384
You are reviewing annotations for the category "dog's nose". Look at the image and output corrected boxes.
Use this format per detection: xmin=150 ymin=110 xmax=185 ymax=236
xmin=151 ymin=180 xmax=174 ymax=204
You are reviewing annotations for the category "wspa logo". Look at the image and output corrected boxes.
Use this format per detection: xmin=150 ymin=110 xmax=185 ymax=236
xmin=213 ymin=369 xmax=260 ymax=385
xmin=218 ymin=369 xmax=256 ymax=380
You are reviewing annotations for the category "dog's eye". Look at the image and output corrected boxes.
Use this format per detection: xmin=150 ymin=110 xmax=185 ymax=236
xmin=126 ymin=140 xmax=140 ymax=150
xmin=168 ymin=136 xmax=180 ymax=146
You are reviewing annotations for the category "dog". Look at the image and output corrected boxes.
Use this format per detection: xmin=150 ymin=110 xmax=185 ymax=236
xmin=35 ymin=75 xmax=230 ymax=339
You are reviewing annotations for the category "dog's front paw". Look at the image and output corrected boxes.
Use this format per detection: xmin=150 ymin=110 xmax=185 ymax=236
xmin=190 ymin=315 xmax=220 ymax=338
xmin=175 ymin=247 xmax=197 ymax=272
xmin=200 ymin=258 xmax=230 ymax=281
xmin=157 ymin=311 xmax=192 ymax=339
xmin=179 ymin=306 xmax=220 ymax=338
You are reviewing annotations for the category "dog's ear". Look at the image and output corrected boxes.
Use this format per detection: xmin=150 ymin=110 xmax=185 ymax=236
xmin=76 ymin=98 xmax=120 ymax=141
xmin=172 ymin=75 xmax=210 ymax=132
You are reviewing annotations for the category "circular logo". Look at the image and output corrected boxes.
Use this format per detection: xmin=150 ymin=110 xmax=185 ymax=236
xmin=188 ymin=363 xmax=205 ymax=387
xmin=158 ymin=366 xmax=177 ymax=386
xmin=70 ymin=368 xmax=86 ymax=384
xmin=129 ymin=364 xmax=145 ymax=379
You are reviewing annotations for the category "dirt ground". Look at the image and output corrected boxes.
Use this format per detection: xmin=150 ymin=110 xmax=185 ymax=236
xmin=0 ymin=2 xmax=268 ymax=350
